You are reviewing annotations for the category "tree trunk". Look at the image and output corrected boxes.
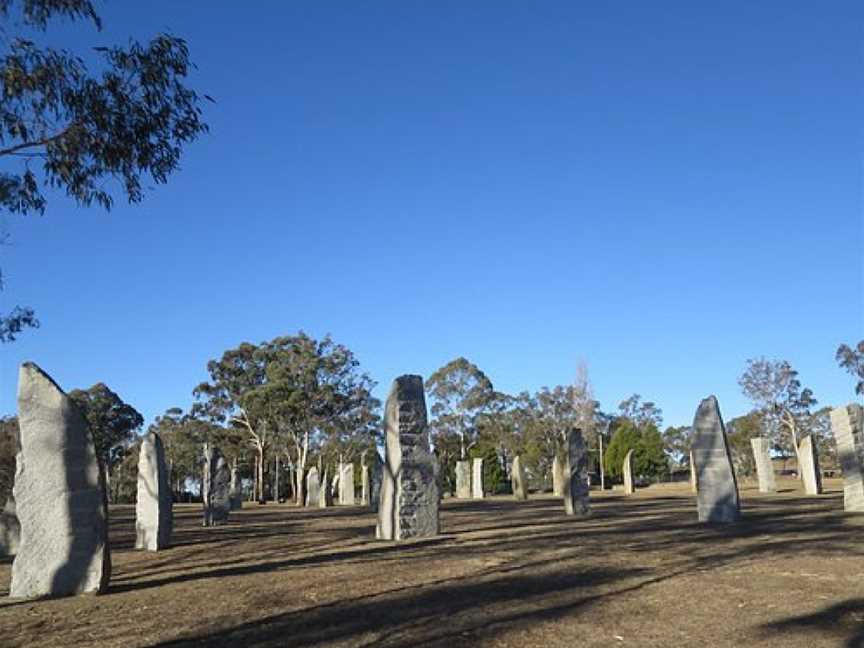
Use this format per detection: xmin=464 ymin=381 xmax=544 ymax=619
xmin=257 ymin=444 xmax=265 ymax=503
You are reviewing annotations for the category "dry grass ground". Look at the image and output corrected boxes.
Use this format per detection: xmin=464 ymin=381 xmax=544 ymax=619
xmin=0 ymin=478 xmax=862 ymax=647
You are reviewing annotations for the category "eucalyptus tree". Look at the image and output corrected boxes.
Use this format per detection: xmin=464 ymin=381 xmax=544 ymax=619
xmin=617 ymin=394 xmax=664 ymax=430
xmin=836 ymin=340 xmax=864 ymax=397
xmin=426 ymin=357 xmax=495 ymax=460
xmin=0 ymin=0 xmax=210 ymax=341
xmin=68 ymin=383 xmax=143 ymax=500
xmin=738 ymin=357 xmax=817 ymax=465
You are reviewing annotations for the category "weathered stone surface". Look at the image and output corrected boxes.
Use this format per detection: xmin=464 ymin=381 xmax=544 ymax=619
xmin=830 ymin=404 xmax=864 ymax=513
xmin=455 ymin=460 xmax=471 ymax=498
xmin=305 ymin=467 xmax=321 ymax=507
xmin=552 ymin=455 xmax=564 ymax=496
xmin=376 ymin=375 xmax=439 ymax=541
xmin=229 ymin=466 xmax=243 ymax=510
xmin=11 ymin=362 xmax=110 ymax=598
xmin=798 ymin=435 xmax=822 ymax=496
xmin=692 ymin=396 xmax=740 ymax=523
xmin=361 ymin=452 xmax=383 ymax=511
xmin=0 ymin=496 xmax=20 ymax=557
xmin=360 ymin=465 xmax=370 ymax=506
xmin=750 ymin=437 xmax=776 ymax=493
xmin=339 ymin=462 xmax=355 ymax=505
xmin=563 ymin=428 xmax=590 ymax=516
xmin=472 ymin=457 xmax=484 ymax=499
xmin=622 ymin=449 xmax=635 ymax=495
xmin=135 ymin=431 xmax=172 ymax=551
xmin=512 ymin=455 xmax=528 ymax=500
xmin=689 ymin=450 xmax=697 ymax=493
xmin=319 ymin=468 xmax=333 ymax=508
xmin=202 ymin=444 xmax=231 ymax=527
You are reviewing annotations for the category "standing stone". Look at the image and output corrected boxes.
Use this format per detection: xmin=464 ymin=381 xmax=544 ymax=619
xmin=798 ymin=435 xmax=823 ymax=496
xmin=11 ymin=362 xmax=110 ymax=598
xmin=692 ymin=396 xmax=741 ymax=523
xmin=361 ymin=452 xmax=383 ymax=511
xmin=552 ymin=455 xmax=564 ymax=496
xmin=339 ymin=462 xmax=355 ymax=505
xmin=376 ymin=375 xmax=439 ymax=540
xmin=361 ymin=464 xmax=370 ymax=506
xmin=135 ymin=431 xmax=172 ymax=551
xmin=202 ymin=444 xmax=231 ymax=527
xmin=512 ymin=455 xmax=528 ymax=500
xmin=305 ymin=467 xmax=321 ymax=507
xmin=455 ymin=460 xmax=471 ymax=498
xmin=563 ymin=428 xmax=590 ymax=516
xmin=750 ymin=437 xmax=776 ymax=493
xmin=0 ymin=496 xmax=20 ymax=557
xmin=319 ymin=469 xmax=333 ymax=508
xmin=830 ymin=404 xmax=864 ymax=512
xmin=689 ymin=450 xmax=697 ymax=493
xmin=472 ymin=457 xmax=484 ymax=499
xmin=229 ymin=466 xmax=243 ymax=510
xmin=622 ymin=449 xmax=635 ymax=495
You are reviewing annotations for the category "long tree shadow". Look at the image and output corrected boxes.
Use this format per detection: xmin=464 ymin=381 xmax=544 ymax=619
xmin=758 ymin=598 xmax=864 ymax=648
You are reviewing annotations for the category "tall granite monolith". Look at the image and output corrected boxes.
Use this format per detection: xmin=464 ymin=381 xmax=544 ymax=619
xmin=750 ymin=437 xmax=776 ymax=493
xmin=472 ymin=457 xmax=484 ymax=499
xmin=0 ymin=496 xmax=20 ymax=557
xmin=563 ymin=428 xmax=590 ymax=516
xmin=339 ymin=462 xmax=355 ymax=505
xmin=512 ymin=455 xmax=528 ymax=500
xmin=552 ymin=455 xmax=564 ymax=496
xmin=319 ymin=468 xmax=333 ymax=508
xmin=455 ymin=460 xmax=471 ymax=498
xmin=361 ymin=465 xmax=370 ymax=506
xmin=692 ymin=396 xmax=740 ymax=523
xmin=135 ymin=431 xmax=172 ymax=550
xmin=306 ymin=467 xmax=321 ymax=507
xmin=361 ymin=452 xmax=383 ymax=511
xmin=11 ymin=362 xmax=110 ymax=598
xmin=376 ymin=375 xmax=439 ymax=540
xmin=622 ymin=449 xmax=635 ymax=495
xmin=202 ymin=444 xmax=231 ymax=527
xmin=830 ymin=404 xmax=864 ymax=512
xmin=798 ymin=435 xmax=822 ymax=496
xmin=229 ymin=466 xmax=243 ymax=510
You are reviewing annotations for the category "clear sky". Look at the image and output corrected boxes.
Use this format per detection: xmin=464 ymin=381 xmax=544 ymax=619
xmin=1 ymin=1 xmax=862 ymax=428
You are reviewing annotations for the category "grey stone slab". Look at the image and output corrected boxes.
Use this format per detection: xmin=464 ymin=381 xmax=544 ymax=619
xmin=229 ymin=466 xmax=243 ymax=510
xmin=472 ymin=457 xmax=484 ymax=499
xmin=750 ymin=437 xmax=776 ymax=493
xmin=798 ymin=435 xmax=822 ymax=496
xmin=0 ymin=496 xmax=20 ymax=557
xmin=376 ymin=375 xmax=439 ymax=541
xmin=455 ymin=460 xmax=471 ymax=499
xmin=689 ymin=450 xmax=697 ymax=493
xmin=202 ymin=444 xmax=231 ymax=526
xmin=135 ymin=431 xmax=172 ymax=550
xmin=622 ymin=449 xmax=635 ymax=495
xmin=692 ymin=396 xmax=740 ymax=523
xmin=339 ymin=463 xmax=355 ymax=505
xmin=305 ymin=467 xmax=321 ymax=507
xmin=361 ymin=452 xmax=383 ymax=511
xmin=563 ymin=428 xmax=589 ymax=516
xmin=512 ymin=455 xmax=528 ymax=500
xmin=830 ymin=404 xmax=864 ymax=513
xmin=11 ymin=362 xmax=110 ymax=598
xmin=552 ymin=455 xmax=564 ymax=496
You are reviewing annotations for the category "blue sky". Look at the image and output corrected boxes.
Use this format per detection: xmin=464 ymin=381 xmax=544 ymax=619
xmin=1 ymin=1 xmax=862 ymax=428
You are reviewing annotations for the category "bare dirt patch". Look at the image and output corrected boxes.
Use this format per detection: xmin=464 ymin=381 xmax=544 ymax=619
xmin=0 ymin=479 xmax=862 ymax=647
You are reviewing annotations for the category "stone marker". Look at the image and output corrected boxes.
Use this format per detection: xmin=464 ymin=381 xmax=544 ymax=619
xmin=455 ymin=460 xmax=471 ymax=498
xmin=305 ymin=467 xmax=321 ymax=507
xmin=361 ymin=464 xmax=370 ymax=506
xmin=362 ymin=452 xmax=383 ymax=512
xmin=622 ymin=449 xmax=635 ymax=495
xmin=202 ymin=444 xmax=231 ymax=527
xmin=689 ymin=450 xmax=697 ymax=493
xmin=319 ymin=468 xmax=333 ymax=508
xmin=798 ymin=435 xmax=822 ymax=496
xmin=472 ymin=457 xmax=484 ymax=499
xmin=135 ymin=431 xmax=172 ymax=551
xmin=512 ymin=455 xmax=528 ymax=500
xmin=376 ymin=375 xmax=439 ymax=540
xmin=830 ymin=404 xmax=864 ymax=512
xmin=552 ymin=455 xmax=564 ymax=496
xmin=229 ymin=466 xmax=243 ymax=510
xmin=750 ymin=437 xmax=776 ymax=493
xmin=0 ymin=496 xmax=20 ymax=557
xmin=692 ymin=396 xmax=740 ymax=523
xmin=339 ymin=462 xmax=355 ymax=505
xmin=563 ymin=428 xmax=590 ymax=516
xmin=11 ymin=362 xmax=111 ymax=598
